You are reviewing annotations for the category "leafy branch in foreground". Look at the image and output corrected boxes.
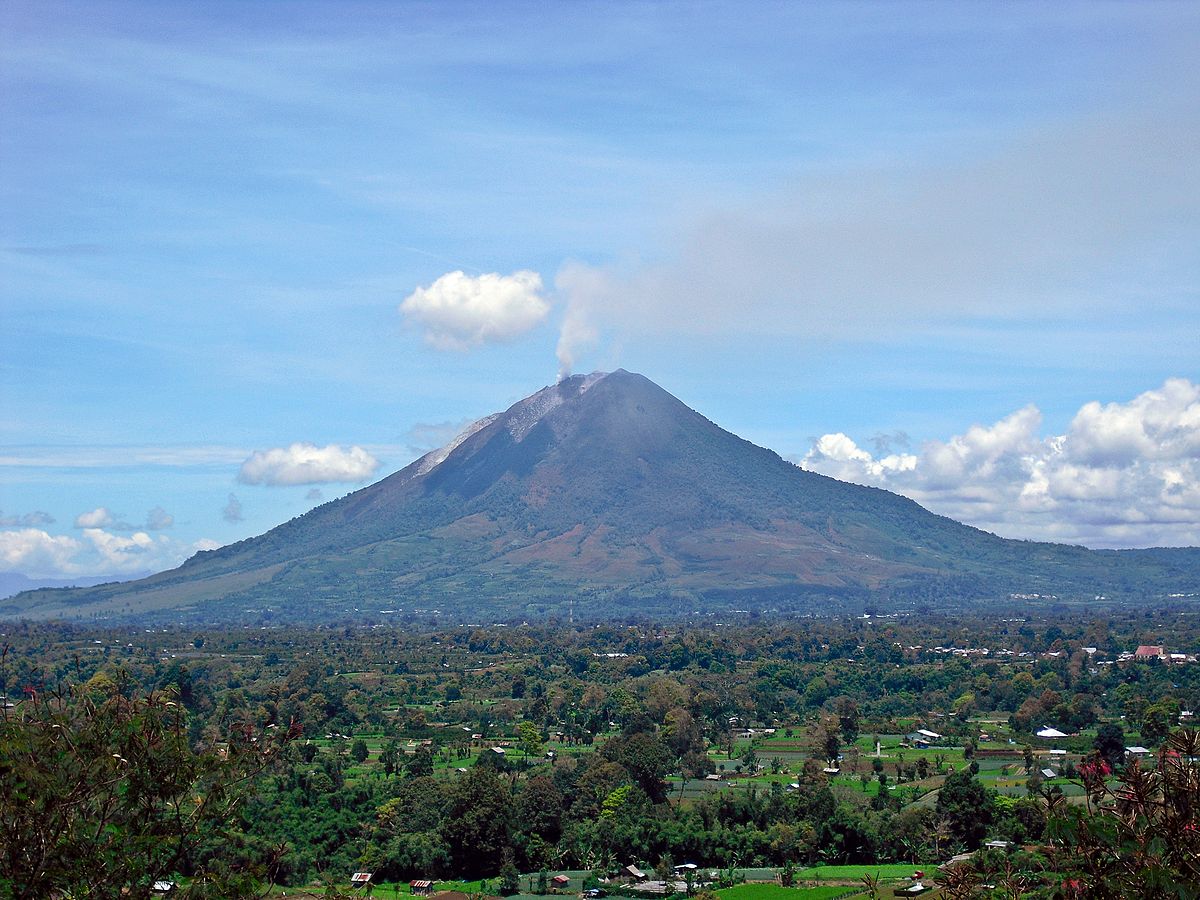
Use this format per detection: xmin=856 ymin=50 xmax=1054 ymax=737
xmin=1047 ymin=727 xmax=1200 ymax=898
xmin=0 ymin=666 xmax=298 ymax=899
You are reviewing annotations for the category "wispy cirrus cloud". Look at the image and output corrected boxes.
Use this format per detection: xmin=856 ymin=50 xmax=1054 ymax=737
xmin=0 ymin=445 xmax=250 ymax=468
xmin=3 ymin=243 xmax=107 ymax=257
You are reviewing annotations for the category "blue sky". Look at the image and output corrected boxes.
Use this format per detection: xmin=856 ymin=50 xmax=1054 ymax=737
xmin=2 ymin=1 xmax=1199 ymax=579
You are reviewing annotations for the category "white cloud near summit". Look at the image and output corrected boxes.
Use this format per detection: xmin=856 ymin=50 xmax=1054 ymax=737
xmin=400 ymin=270 xmax=550 ymax=351
xmin=800 ymin=378 xmax=1200 ymax=549
xmin=237 ymin=443 xmax=380 ymax=486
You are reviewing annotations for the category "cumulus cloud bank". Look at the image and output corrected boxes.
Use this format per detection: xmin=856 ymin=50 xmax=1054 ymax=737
xmin=800 ymin=378 xmax=1200 ymax=548
xmin=0 ymin=529 xmax=82 ymax=577
xmin=400 ymin=270 xmax=550 ymax=351
xmin=0 ymin=526 xmax=217 ymax=579
xmin=237 ymin=443 xmax=380 ymax=486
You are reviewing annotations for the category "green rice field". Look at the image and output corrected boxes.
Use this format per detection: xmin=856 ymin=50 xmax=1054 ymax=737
xmin=795 ymin=864 xmax=934 ymax=881
xmin=717 ymin=886 xmax=859 ymax=900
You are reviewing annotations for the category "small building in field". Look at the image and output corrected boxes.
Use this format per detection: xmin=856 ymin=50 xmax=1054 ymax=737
xmin=907 ymin=729 xmax=941 ymax=747
xmin=350 ymin=872 xmax=373 ymax=887
xmin=1036 ymin=726 xmax=1068 ymax=739
xmin=411 ymin=880 xmax=435 ymax=895
xmin=551 ymin=875 xmax=572 ymax=887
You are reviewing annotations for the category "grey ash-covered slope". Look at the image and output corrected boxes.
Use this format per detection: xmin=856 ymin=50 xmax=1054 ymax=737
xmin=7 ymin=370 xmax=1199 ymax=622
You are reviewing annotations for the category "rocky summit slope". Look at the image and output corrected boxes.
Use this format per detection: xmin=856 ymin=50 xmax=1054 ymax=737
xmin=7 ymin=370 xmax=1199 ymax=623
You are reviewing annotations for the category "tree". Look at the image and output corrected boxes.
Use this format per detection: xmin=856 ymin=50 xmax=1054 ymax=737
xmin=498 ymin=850 xmax=520 ymax=895
xmin=779 ymin=860 xmax=796 ymax=887
xmin=740 ymin=743 xmax=759 ymax=772
xmin=518 ymin=720 xmax=545 ymax=761
xmin=438 ymin=767 xmax=514 ymax=876
xmin=407 ymin=744 xmax=435 ymax=778
xmin=835 ymin=697 xmax=860 ymax=743
xmin=351 ymin=738 xmax=369 ymax=764
xmin=936 ymin=770 xmax=993 ymax=850
xmin=815 ymin=718 xmax=841 ymax=767
xmin=0 ymin=683 xmax=294 ymax=898
xmin=381 ymin=740 xmax=401 ymax=777
xmin=517 ymin=775 xmax=564 ymax=843
xmin=1093 ymin=723 xmax=1125 ymax=771
xmin=1140 ymin=704 xmax=1174 ymax=746
xmin=601 ymin=731 xmax=672 ymax=803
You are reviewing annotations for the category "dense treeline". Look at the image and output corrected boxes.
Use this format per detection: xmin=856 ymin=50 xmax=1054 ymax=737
xmin=2 ymin=607 xmax=1199 ymax=892
xmin=4 ymin=611 xmax=1197 ymax=739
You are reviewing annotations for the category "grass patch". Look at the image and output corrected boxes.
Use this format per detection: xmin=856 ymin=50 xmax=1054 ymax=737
xmin=795 ymin=864 xmax=933 ymax=881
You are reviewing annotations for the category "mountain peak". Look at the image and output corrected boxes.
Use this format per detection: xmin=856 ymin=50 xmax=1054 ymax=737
xmin=7 ymin=370 xmax=1199 ymax=624
xmin=414 ymin=371 xmax=615 ymax=479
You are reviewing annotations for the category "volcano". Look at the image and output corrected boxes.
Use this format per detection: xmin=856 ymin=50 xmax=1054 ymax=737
xmin=7 ymin=370 xmax=1199 ymax=623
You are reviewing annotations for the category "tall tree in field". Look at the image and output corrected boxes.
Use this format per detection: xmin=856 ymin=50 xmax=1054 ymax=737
xmin=439 ymin=766 xmax=514 ymax=876
xmin=1092 ymin=723 xmax=1125 ymax=771
xmin=835 ymin=697 xmax=860 ymax=744
xmin=601 ymin=731 xmax=672 ymax=803
xmin=936 ymin=770 xmax=993 ymax=850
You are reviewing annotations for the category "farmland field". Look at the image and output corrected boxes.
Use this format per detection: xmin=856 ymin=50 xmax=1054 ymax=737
xmin=717 ymin=885 xmax=860 ymax=900
xmin=794 ymin=864 xmax=934 ymax=881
